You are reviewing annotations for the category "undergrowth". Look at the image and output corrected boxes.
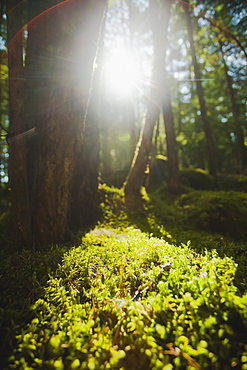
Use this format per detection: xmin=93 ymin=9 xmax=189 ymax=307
xmin=1 ymin=183 xmax=247 ymax=369
xmin=124 ymin=185 xmax=247 ymax=292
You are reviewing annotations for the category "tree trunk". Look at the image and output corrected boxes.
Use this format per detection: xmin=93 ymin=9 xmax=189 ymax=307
xmin=183 ymin=3 xmax=217 ymax=178
xmin=7 ymin=2 xmax=31 ymax=246
xmin=219 ymin=40 xmax=247 ymax=172
xmin=10 ymin=0 xmax=106 ymax=247
xmin=69 ymin=1 xmax=107 ymax=230
xmin=124 ymin=104 xmax=159 ymax=198
xmin=124 ymin=0 xmax=176 ymax=199
xmin=162 ymin=74 xmax=180 ymax=192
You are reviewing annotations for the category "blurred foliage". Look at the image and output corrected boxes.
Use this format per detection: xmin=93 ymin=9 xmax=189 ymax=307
xmin=180 ymin=168 xmax=214 ymax=190
xmin=217 ymin=173 xmax=247 ymax=192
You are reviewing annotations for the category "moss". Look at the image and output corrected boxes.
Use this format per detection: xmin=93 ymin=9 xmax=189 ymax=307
xmin=0 ymin=244 xmax=68 ymax=370
xmin=178 ymin=190 xmax=247 ymax=240
xmin=217 ymin=173 xmax=247 ymax=192
xmin=128 ymin=185 xmax=247 ymax=291
xmin=7 ymin=228 xmax=247 ymax=369
xmin=180 ymin=168 xmax=214 ymax=190
xmin=2 ymin=183 xmax=247 ymax=369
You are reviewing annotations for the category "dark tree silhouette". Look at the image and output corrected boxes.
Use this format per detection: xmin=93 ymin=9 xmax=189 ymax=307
xmin=8 ymin=0 xmax=106 ymax=247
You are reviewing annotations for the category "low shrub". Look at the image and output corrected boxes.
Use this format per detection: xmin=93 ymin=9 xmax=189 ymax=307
xmin=147 ymin=165 xmax=215 ymax=192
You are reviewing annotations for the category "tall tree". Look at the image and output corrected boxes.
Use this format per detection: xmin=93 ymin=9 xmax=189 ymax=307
xmin=8 ymin=0 xmax=106 ymax=247
xmin=124 ymin=0 xmax=180 ymax=198
xmin=182 ymin=2 xmax=217 ymax=178
xmin=219 ymin=39 xmax=247 ymax=172
xmin=162 ymin=71 xmax=180 ymax=192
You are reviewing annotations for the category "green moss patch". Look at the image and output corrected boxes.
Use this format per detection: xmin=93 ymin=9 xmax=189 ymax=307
xmin=180 ymin=168 xmax=214 ymax=190
xmin=178 ymin=191 xmax=247 ymax=240
xmin=8 ymin=228 xmax=247 ymax=369
xmin=217 ymin=174 xmax=247 ymax=193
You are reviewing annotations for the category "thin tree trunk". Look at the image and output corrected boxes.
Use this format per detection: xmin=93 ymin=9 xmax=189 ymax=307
xmin=101 ymin=128 xmax=112 ymax=175
xmin=219 ymin=40 xmax=247 ymax=172
xmin=183 ymin=3 xmax=217 ymax=178
xmin=124 ymin=103 xmax=159 ymax=198
xmin=162 ymin=74 xmax=180 ymax=192
xmin=124 ymin=0 xmax=175 ymax=199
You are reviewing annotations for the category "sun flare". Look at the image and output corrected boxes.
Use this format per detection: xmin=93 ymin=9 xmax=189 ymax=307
xmin=103 ymin=48 xmax=142 ymax=96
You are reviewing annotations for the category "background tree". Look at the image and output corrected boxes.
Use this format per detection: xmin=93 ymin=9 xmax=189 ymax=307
xmin=99 ymin=0 xmax=144 ymax=182
xmin=124 ymin=0 xmax=180 ymax=198
xmin=219 ymin=39 xmax=247 ymax=171
xmin=182 ymin=2 xmax=217 ymax=178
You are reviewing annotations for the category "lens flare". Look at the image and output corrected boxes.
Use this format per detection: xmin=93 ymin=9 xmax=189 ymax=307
xmin=103 ymin=48 xmax=142 ymax=96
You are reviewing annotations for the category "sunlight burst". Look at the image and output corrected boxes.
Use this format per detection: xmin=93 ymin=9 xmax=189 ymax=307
xmin=103 ymin=48 xmax=142 ymax=96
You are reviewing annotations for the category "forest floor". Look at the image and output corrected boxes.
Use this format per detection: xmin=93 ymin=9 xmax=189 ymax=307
xmin=1 ymin=176 xmax=247 ymax=369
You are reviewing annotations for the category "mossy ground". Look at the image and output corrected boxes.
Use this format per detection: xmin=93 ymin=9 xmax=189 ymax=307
xmin=6 ymin=228 xmax=247 ymax=369
xmin=1 ymin=176 xmax=247 ymax=369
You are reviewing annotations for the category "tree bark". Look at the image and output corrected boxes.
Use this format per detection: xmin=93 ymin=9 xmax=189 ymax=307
xmin=124 ymin=103 xmax=159 ymax=198
xmin=162 ymin=74 xmax=180 ymax=192
xmin=10 ymin=0 xmax=106 ymax=246
xmin=183 ymin=3 xmax=217 ymax=178
xmin=7 ymin=2 xmax=31 ymax=246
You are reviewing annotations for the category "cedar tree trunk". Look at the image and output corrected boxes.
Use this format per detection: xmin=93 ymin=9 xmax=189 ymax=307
xmin=9 ymin=0 xmax=106 ymax=247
